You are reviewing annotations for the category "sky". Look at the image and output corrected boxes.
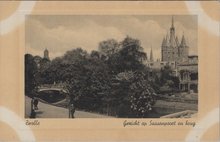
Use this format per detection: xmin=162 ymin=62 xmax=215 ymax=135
xmin=25 ymin=15 xmax=197 ymax=60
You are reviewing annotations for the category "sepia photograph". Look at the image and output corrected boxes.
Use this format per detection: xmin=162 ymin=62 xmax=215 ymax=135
xmin=2 ymin=1 xmax=220 ymax=141
xmin=25 ymin=15 xmax=198 ymax=118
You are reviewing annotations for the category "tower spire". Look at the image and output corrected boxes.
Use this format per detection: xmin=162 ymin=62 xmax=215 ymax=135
xmin=44 ymin=48 xmax=49 ymax=60
xmin=181 ymin=33 xmax=187 ymax=47
xmin=162 ymin=36 xmax=166 ymax=47
xmin=170 ymin=16 xmax=176 ymax=47
xmin=150 ymin=46 xmax=154 ymax=62
xmin=171 ymin=16 xmax=174 ymax=28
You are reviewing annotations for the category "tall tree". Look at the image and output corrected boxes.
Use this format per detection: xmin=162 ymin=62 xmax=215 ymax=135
xmin=118 ymin=36 xmax=147 ymax=72
xmin=25 ymin=54 xmax=38 ymax=97
xmin=98 ymin=39 xmax=119 ymax=58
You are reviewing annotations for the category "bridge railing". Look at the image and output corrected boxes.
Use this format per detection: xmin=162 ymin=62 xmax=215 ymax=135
xmin=38 ymin=83 xmax=65 ymax=88
xmin=37 ymin=84 xmax=69 ymax=93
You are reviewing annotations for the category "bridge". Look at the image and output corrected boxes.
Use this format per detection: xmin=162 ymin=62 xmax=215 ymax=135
xmin=35 ymin=84 xmax=70 ymax=105
xmin=37 ymin=84 xmax=69 ymax=93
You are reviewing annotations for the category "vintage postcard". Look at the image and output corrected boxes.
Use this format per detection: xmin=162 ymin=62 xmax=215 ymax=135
xmin=0 ymin=1 xmax=219 ymax=141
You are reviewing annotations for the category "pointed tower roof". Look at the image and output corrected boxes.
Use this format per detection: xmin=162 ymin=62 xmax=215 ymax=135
xmin=175 ymin=36 xmax=179 ymax=46
xmin=180 ymin=34 xmax=187 ymax=47
xmin=44 ymin=48 xmax=49 ymax=60
xmin=169 ymin=16 xmax=178 ymax=48
xmin=150 ymin=46 xmax=154 ymax=62
xmin=162 ymin=37 xmax=167 ymax=47
xmin=166 ymin=32 xmax=169 ymax=39
xmin=171 ymin=16 xmax=174 ymax=28
xmin=170 ymin=16 xmax=175 ymax=31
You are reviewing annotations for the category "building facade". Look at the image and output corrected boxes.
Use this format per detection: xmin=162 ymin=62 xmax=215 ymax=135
xmin=161 ymin=17 xmax=189 ymax=62
xmin=177 ymin=55 xmax=198 ymax=93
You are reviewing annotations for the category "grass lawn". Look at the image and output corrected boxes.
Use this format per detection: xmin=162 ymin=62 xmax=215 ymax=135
xmin=154 ymin=100 xmax=198 ymax=111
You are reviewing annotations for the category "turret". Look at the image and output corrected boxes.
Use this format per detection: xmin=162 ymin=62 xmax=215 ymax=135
xmin=170 ymin=16 xmax=175 ymax=33
xmin=161 ymin=36 xmax=167 ymax=61
xmin=161 ymin=37 xmax=167 ymax=47
xmin=150 ymin=47 xmax=154 ymax=62
xmin=179 ymin=34 xmax=189 ymax=61
xmin=175 ymin=36 xmax=179 ymax=46
xmin=44 ymin=48 xmax=49 ymax=60
xmin=169 ymin=16 xmax=178 ymax=48
xmin=180 ymin=34 xmax=187 ymax=47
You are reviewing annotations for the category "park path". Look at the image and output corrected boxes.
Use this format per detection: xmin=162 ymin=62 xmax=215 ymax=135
xmin=25 ymin=96 xmax=113 ymax=118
